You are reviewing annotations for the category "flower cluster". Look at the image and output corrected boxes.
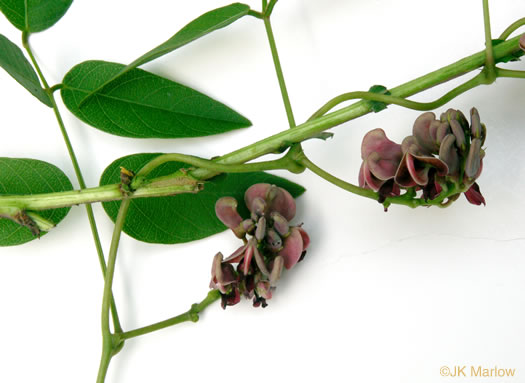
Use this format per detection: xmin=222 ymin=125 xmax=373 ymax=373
xmin=211 ymin=183 xmax=309 ymax=308
xmin=359 ymin=108 xmax=486 ymax=206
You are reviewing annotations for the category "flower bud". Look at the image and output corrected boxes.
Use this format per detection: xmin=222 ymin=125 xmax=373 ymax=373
xmin=465 ymin=138 xmax=482 ymax=179
xmin=255 ymin=281 xmax=272 ymax=300
xmin=253 ymin=245 xmax=270 ymax=277
xmin=210 ymin=253 xmax=238 ymax=294
xmin=441 ymin=108 xmax=468 ymax=129
xmin=270 ymin=256 xmax=284 ymax=287
xmin=241 ymin=219 xmax=255 ymax=234
xmin=434 ymin=121 xmax=451 ymax=147
xmin=469 ymin=107 xmax=486 ymax=145
xmin=438 ymin=134 xmax=459 ymax=175
xmin=255 ymin=216 xmax=266 ymax=242
xmin=250 ymin=197 xmax=266 ymax=216
xmin=270 ymin=212 xmax=289 ymax=237
xmin=265 ymin=228 xmax=283 ymax=252
xmin=470 ymin=108 xmax=481 ymax=138
xmin=450 ymin=119 xmax=466 ymax=152
xmin=464 ymin=182 xmax=485 ymax=206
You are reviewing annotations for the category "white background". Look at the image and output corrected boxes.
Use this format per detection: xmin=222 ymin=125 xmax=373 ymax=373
xmin=1 ymin=1 xmax=525 ymax=382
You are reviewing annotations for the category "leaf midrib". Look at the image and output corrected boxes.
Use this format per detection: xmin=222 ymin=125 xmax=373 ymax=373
xmin=64 ymin=85 xmax=248 ymax=124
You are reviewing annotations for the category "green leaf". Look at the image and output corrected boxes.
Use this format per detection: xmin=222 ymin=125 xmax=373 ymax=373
xmin=61 ymin=60 xmax=251 ymax=138
xmin=0 ymin=34 xmax=51 ymax=106
xmin=100 ymin=153 xmax=305 ymax=244
xmin=367 ymin=85 xmax=391 ymax=113
xmin=0 ymin=0 xmax=73 ymax=33
xmin=0 ymin=157 xmax=73 ymax=246
xmin=79 ymin=3 xmax=250 ymax=105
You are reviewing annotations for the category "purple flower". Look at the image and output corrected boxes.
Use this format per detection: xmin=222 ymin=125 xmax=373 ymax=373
xmin=358 ymin=108 xmax=487 ymax=205
xmin=211 ymin=183 xmax=309 ymax=308
xmin=394 ymin=135 xmax=448 ymax=189
xmin=358 ymin=128 xmax=403 ymax=192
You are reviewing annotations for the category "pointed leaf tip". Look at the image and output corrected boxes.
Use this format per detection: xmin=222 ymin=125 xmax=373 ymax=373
xmin=61 ymin=61 xmax=251 ymax=139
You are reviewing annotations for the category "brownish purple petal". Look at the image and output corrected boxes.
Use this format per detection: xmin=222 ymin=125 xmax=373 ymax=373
xmin=255 ymin=216 xmax=266 ymax=241
xmin=255 ymin=281 xmax=272 ymax=300
xmin=253 ymin=245 xmax=270 ymax=276
xmin=366 ymin=151 xmax=401 ymax=181
xmin=361 ymin=159 xmax=386 ymax=191
xmin=270 ymin=212 xmax=289 ymax=237
xmin=465 ymin=138 xmax=482 ymax=179
xmin=279 ymin=227 xmax=304 ymax=270
xmin=265 ymin=228 xmax=283 ymax=252
xmin=450 ymin=119 xmax=466 ymax=151
xmin=439 ymin=134 xmax=459 ymax=175
xmin=361 ymin=128 xmax=403 ymax=160
xmin=215 ymin=197 xmax=243 ymax=229
xmin=270 ymin=256 xmax=284 ymax=287
xmin=223 ymin=244 xmax=248 ymax=264
xmin=395 ymin=152 xmax=448 ymax=187
xmin=412 ymin=112 xmax=438 ymax=153
xmin=297 ymin=227 xmax=310 ymax=251
xmin=464 ymin=182 xmax=485 ymax=206
xmin=245 ymin=183 xmax=296 ymax=221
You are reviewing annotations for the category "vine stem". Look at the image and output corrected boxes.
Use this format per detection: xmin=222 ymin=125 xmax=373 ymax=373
xmin=114 ymin=290 xmax=221 ymax=342
xmin=21 ymin=32 xmax=122 ymax=333
xmin=190 ymin=34 xmax=522 ymax=181
xmin=97 ymin=199 xmax=131 ymax=383
xmin=483 ymin=0 xmax=496 ymax=81
xmin=298 ymin=153 xmax=461 ymax=209
xmin=308 ymin=74 xmax=485 ymax=121
xmin=499 ymin=17 xmax=525 ymax=40
xmin=497 ymin=68 xmax=525 ymax=79
xmin=0 ymin=154 xmax=293 ymax=212
xmin=263 ymin=15 xmax=296 ymax=128
xmin=7 ymin=35 xmax=523 ymax=211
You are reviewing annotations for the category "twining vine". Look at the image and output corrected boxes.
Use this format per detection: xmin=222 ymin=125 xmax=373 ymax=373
xmin=0 ymin=0 xmax=524 ymax=382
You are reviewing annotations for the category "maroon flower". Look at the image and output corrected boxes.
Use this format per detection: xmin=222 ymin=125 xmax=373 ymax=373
xmin=395 ymin=135 xmax=448 ymax=189
xmin=359 ymin=108 xmax=487 ymax=205
xmin=211 ymin=183 xmax=309 ymax=308
xmin=359 ymin=128 xmax=403 ymax=192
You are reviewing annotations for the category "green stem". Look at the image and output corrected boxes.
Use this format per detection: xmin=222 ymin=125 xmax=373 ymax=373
xmin=189 ymin=34 xmax=521 ymax=181
xmin=298 ymin=154 xmax=377 ymax=199
xmin=9 ymin=35 xmax=522 ymax=211
xmin=308 ymin=74 xmax=485 ymax=120
xmin=0 ymin=152 xmax=290 ymax=213
xmin=0 ymin=175 xmax=201 ymax=212
xmin=299 ymin=153 xmax=461 ymax=209
xmin=49 ymin=83 xmax=63 ymax=93
xmin=21 ymin=32 xmax=123 ymax=334
xmin=264 ymin=0 xmax=278 ymax=17
xmin=248 ymin=9 xmax=264 ymax=19
xmin=496 ymin=67 xmax=525 ymax=79
xmin=115 ymin=290 xmax=221 ymax=342
xmin=483 ymin=0 xmax=496 ymax=82
xmin=498 ymin=17 xmax=525 ymax=40
xmin=133 ymin=152 xmax=296 ymax=186
xmin=263 ymin=15 xmax=296 ymax=128
xmin=97 ymin=199 xmax=131 ymax=383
